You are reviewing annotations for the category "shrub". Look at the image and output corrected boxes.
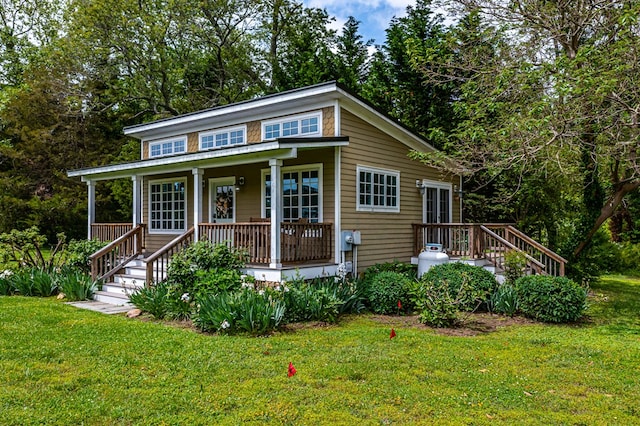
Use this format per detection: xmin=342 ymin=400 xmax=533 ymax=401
xmin=367 ymin=271 xmax=413 ymax=314
xmin=490 ymin=284 xmax=519 ymax=317
xmin=9 ymin=268 xmax=57 ymax=297
xmin=65 ymin=239 xmax=108 ymax=273
xmin=315 ymin=277 xmax=366 ymax=314
xmin=194 ymin=289 xmax=285 ymax=335
xmin=281 ymin=283 xmax=341 ymax=323
xmin=410 ymin=280 xmax=459 ymax=327
xmin=421 ymin=263 xmax=498 ymax=311
xmin=515 ymin=275 xmax=588 ymax=323
xmin=57 ymin=268 xmax=100 ymax=301
xmin=0 ymin=270 xmax=14 ymax=295
xmin=128 ymin=282 xmax=171 ymax=319
xmin=0 ymin=227 xmax=66 ymax=269
xmin=166 ymin=241 xmax=246 ymax=295
xmin=504 ymin=251 xmax=527 ymax=285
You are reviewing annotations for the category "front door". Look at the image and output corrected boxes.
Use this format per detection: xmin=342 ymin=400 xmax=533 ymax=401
xmin=209 ymin=177 xmax=236 ymax=223
xmin=422 ymin=181 xmax=452 ymax=245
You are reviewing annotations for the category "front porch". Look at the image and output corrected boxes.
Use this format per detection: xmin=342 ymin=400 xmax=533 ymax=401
xmin=412 ymin=223 xmax=567 ymax=276
xmin=89 ymin=221 xmax=335 ymax=285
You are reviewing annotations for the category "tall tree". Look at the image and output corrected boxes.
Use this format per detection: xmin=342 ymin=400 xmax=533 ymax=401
xmin=334 ymin=16 xmax=372 ymax=92
xmin=362 ymin=0 xmax=460 ymax=148
xmin=411 ymin=0 xmax=640 ymax=260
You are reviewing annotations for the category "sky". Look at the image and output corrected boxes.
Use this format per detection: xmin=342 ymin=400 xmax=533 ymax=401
xmin=303 ymin=0 xmax=418 ymax=47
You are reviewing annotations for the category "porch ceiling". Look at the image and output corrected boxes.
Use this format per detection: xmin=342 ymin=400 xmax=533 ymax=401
xmin=68 ymin=138 xmax=348 ymax=181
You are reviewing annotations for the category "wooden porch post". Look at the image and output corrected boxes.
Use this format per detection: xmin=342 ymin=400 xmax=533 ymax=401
xmin=86 ymin=179 xmax=95 ymax=240
xmin=132 ymin=175 xmax=142 ymax=227
xmin=192 ymin=168 xmax=203 ymax=242
xmin=269 ymin=159 xmax=282 ymax=268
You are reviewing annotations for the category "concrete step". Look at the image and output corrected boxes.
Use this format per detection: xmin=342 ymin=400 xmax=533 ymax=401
xmin=93 ymin=290 xmax=133 ymax=307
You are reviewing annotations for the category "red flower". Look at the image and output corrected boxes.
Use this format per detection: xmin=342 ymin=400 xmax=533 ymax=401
xmin=397 ymin=300 xmax=402 ymax=309
xmin=390 ymin=328 xmax=396 ymax=339
xmin=288 ymin=362 xmax=297 ymax=377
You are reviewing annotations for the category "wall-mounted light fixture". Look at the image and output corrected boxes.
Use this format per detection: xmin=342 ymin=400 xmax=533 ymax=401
xmin=453 ymin=185 xmax=464 ymax=200
xmin=238 ymin=176 xmax=245 ymax=186
xmin=416 ymin=179 xmax=426 ymax=195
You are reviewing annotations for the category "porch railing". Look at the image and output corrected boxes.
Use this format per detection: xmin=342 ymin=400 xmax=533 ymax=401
xmin=144 ymin=227 xmax=195 ymax=286
xmin=89 ymin=224 xmax=146 ymax=282
xmin=91 ymin=223 xmax=137 ymax=243
xmin=412 ymin=223 xmax=566 ymax=276
xmin=199 ymin=222 xmax=333 ymax=264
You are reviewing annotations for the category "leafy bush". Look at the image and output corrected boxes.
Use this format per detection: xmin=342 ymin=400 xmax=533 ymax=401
xmin=65 ymin=239 xmax=108 ymax=273
xmin=57 ymin=268 xmax=100 ymax=301
xmin=281 ymin=283 xmax=341 ymax=323
xmin=0 ymin=270 xmax=14 ymax=295
xmin=490 ymin=284 xmax=519 ymax=317
xmin=617 ymin=242 xmax=640 ymax=276
xmin=315 ymin=277 xmax=366 ymax=314
xmin=515 ymin=275 xmax=588 ymax=323
xmin=8 ymin=268 xmax=58 ymax=297
xmin=166 ymin=241 xmax=246 ymax=295
xmin=128 ymin=282 xmax=171 ymax=319
xmin=194 ymin=289 xmax=285 ymax=335
xmin=421 ymin=263 xmax=498 ymax=311
xmin=362 ymin=261 xmax=417 ymax=281
xmin=0 ymin=227 xmax=66 ymax=269
xmin=504 ymin=251 xmax=527 ymax=285
xmin=366 ymin=271 xmax=413 ymax=314
xmin=192 ymin=268 xmax=242 ymax=297
xmin=410 ymin=280 xmax=459 ymax=327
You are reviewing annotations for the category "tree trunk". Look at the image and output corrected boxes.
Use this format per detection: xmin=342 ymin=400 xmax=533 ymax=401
xmin=573 ymin=180 xmax=640 ymax=258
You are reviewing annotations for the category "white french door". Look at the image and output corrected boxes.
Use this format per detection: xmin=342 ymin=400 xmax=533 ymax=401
xmin=422 ymin=181 xmax=452 ymax=246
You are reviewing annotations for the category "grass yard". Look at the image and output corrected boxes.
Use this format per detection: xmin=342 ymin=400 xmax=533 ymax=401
xmin=1 ymin=276 xmax=639 ymax=425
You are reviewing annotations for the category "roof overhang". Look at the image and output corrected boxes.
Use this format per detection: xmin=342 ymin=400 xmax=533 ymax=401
xmin=68 ymin=137 xmax=349 ymax=182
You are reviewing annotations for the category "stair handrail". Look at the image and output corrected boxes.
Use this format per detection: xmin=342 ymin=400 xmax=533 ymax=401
xmin=479 ymin=225 xmax=546 ymax=274
xmin=144 ymin=227 xmax=195 ymax=286
xmin=90 ymin=224 xmax=146 ymax=282
xmin=506 ymin=226 xmax=567 ymax=276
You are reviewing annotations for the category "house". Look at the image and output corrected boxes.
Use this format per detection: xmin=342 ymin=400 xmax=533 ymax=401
xmin=68 ymin=81 xmax=565 ymax=295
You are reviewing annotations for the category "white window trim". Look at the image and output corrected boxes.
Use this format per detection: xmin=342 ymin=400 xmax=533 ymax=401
xmin=148 ymin=136 xmax=187 ymax=158
xmin=261 ymin=163 xmax=323 ymax=222
xmin=261 ymin=111 xmax=323 ymax=141
xmin=356 ymin=165 xmax=401 ymax=213
xmin=199 ymin=125 xmax=247 ymax=151
xmin=148 ymin=178 xmax=188 ymax=234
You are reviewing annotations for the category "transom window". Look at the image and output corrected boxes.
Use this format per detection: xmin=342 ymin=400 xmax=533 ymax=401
xmin=149 ymin=137 xmax=186 ymax=158
xmin=262 ymin=112 xmax=321 ymax=140
xmin=357 ymin=166 xmax=400 ymax=213
xmin=149 ymin=179 xmax=186 ymax=232
xmin=200 ymin=126 xmax=246 ymax=150
xmin=263 ymin=165 xmax=322 ymax=222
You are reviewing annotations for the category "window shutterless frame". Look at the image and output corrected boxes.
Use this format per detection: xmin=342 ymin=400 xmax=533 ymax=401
xmin=356 ymin=165 xmax=400 ymax=213
xmin=261 ymin=111 xmax=322 ymax=141
xmin=148 ymin=136 xmax=187 ymax=158
xmin=148 ymin=178 xmax=187 ymax=234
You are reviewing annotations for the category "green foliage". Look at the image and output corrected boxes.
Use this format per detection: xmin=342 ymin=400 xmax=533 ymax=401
xmin=490 ymin=284 xmax=519 ymax=317
xmin=192 ymin=268 xmax=242 ymax=297
xmin=166 ymin=241 xmax=246 ymax=296
xmin=57 ymin=268 xmax=99 ymax=301
xmin=0 ymin=270 xmax=14 ymax=295
xmin=128 ymin=282 xmax=171 ymax=320
xmin=193 ymin=289 xmax=285 ymax=335
xmin=0 ymin=227 xmax=65 ymax=270
xmin=65 ymin=239 xmax=108 ymax=273
xmin=409 ymin=279 xmax=459 ymax=328
xmin=316 ymin=277 xmax=367 ymax=315
xmin=515 ymin=275 xmax=588 ymax=323
xmin=421 ymin=263 xmax=498 ymax=311
xmin=281 ymin=283 xmax=341 ymax=324
xmin=504 ymin=251 xmax=527 ymax=285
xmin=8 ymin=268 xmax=57 ymax=297
xmin=617 ymin=243 xmax=640 ymax=275
xmin=366 ymin=271 xmax=413 ymax=315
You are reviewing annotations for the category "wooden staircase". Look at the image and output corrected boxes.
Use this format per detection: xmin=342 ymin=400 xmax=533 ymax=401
xmin=93 ymin=259 xmax=148 ymax=306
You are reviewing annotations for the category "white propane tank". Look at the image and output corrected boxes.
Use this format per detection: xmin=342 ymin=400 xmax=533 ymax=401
xmin=418 ymin=243 xmax=449 ymax=278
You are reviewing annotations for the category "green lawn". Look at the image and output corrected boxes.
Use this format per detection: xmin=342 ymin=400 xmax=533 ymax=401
xmin=1 ymin=276 xmax=639 ymax=425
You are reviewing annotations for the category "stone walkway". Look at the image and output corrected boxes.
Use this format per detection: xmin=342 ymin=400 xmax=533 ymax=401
xmin=66 ymin=300 xmax=132 ymax=315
